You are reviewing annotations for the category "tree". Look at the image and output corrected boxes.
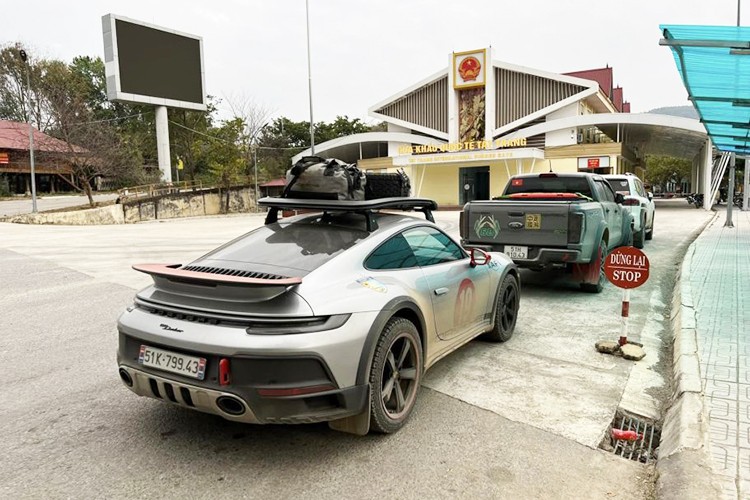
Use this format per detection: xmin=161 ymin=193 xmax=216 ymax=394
xmin=644 ymin=155 xmax=693 ymax=191
xmin=39 ymin=58 xmax=142 ymax=205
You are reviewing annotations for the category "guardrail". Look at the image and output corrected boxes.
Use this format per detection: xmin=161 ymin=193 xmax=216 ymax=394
xmin=117 ymin=180 xmax=206 ymax=202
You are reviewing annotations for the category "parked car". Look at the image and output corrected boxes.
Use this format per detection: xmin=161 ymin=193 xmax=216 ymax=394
xmin=604 ymin=174 xmax=655 ymax=248
xmin=460 ymin=172 xmax=633 ymax=293
xmin=117 ymin=197 xmax=520 ymax=435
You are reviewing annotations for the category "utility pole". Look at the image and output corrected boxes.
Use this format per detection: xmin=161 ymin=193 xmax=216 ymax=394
xmin=19 ymin=48 xmax=37 ymax=213
xmin=305 ymin=0 xmax=315 ymax=154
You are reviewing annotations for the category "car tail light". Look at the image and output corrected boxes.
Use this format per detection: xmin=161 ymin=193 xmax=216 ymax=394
xmin=257 ymin=384 xmax=335 ymax=397
xmin=219 ymin=358 xmax=231 ymax=386
xmin=539 ymin=173 xmax=558 ymax=178
xmin=621 ymin=198 xmax=641 ymax=206
xmin=568 ymin=213 xmax=584 ymax=244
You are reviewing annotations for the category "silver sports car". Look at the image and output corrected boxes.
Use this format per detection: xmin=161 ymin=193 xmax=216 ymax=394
xmin=117 ymin=197 xmax=520 ymax=434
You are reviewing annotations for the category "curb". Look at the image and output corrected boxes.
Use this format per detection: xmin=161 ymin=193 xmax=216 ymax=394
xmin=656 ymin=215 xmax=722 ymax=499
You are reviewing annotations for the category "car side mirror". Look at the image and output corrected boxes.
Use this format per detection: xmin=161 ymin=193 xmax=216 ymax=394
xmin=614 ymin=193 xmax=625 ymax=204
xmin=647 ymin=192 xmax=653 ymax=201
xmin=469 ymin=247 xmax=491 ymax=267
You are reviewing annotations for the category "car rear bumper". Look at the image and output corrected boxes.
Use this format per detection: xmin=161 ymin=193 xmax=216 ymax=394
xmin=116 ymin=306 xmax=377 ymax=424
xmin=118 ymin=361 xmax=369 ymax=425
xmin=465 ymin=244 xmax=583 ymax=267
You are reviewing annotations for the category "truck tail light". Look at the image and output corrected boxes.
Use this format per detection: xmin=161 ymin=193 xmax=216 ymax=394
xmin=568 ymin=213 xmax=584 ymax=244
xmin=621 ymin=198 xmax=641 ymax=206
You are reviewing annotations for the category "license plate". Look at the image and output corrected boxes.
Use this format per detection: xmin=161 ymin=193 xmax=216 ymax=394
xmin=525 ymin=214 xmax=541 ymax=229
xmin=504 ymin=245 xmax=528 ymax=259
xmin=139 ymin=345 xmax=207 ymax=380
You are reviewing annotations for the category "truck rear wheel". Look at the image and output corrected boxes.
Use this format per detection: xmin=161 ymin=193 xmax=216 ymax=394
xmin=580 ymin=239 xmax=607 ymax=293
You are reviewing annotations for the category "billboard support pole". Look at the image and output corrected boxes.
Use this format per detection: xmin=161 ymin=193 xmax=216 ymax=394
xmin=155 ymin=106 xmax=172 ymax=183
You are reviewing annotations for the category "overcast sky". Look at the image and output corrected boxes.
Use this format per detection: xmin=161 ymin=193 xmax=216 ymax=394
xmin=5 ymin=1 xmax=745 ymax=125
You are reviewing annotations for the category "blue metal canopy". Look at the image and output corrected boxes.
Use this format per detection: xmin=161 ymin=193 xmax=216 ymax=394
xmin=661 ymin=24 xmax=750 ymax=154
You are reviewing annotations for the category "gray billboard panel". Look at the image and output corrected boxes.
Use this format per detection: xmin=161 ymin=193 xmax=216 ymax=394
xmin=102 ymin=14 xmax=206 ymax=111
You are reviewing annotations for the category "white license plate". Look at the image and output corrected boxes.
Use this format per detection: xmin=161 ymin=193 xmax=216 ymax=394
xmin=139 ymin=345 xmax=207 ymax=380
xmin=504 ymin=245 xmax=529 ymax=259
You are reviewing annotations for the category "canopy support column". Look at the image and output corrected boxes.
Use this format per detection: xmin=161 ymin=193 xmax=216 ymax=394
xmin=703 ymin=138 xmax=712 ymax=210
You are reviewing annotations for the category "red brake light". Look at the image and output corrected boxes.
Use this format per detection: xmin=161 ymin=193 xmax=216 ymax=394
xmin=539 ymin=173 xmax=558 ymax=178
xmin=621 ymin=198 xmax=640 ymax=206
xmin=511 ymin=178 xmax=524 ymax=186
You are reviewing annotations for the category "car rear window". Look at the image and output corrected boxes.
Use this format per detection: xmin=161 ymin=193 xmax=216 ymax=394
xmin=200 ymin=214 xmax=370 ymax=274
xmin=607 ymin=178 xmax=632 ymax=195
xmin=504 ymin=176 xmax=593 ymax=198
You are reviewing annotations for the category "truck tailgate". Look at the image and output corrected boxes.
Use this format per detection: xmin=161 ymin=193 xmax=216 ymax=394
xmin=465 ymin=201 xmax=570 ymax=247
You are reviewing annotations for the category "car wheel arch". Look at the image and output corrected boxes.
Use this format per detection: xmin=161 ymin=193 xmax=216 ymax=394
xmin=355 ymin=298 xmax=427 ymax=386
xmin=488 ymin=267 xmax=520 ymax=331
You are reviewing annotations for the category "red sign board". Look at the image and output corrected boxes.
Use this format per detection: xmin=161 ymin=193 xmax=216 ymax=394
xmin=587 ymin=158 xmax=600 ymax=169
xmin=604 ymin=247 xmax=650 ymax=289
xmin=0 ymin=152 xmax=8 ymax=164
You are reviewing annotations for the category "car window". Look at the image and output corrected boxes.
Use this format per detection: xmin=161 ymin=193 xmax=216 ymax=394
xmin=608 ymin=178 xmax=632 ymax=196
xmin=365 ymin=233 xmax=418 ymax=270
xmin=634 ymin=179 xmax=647 ymax=197
xmin=595 ymin=180 xmax=616 ymax=202
xmin=505 ymin=176 xmax=593 ymax=198
xmin=202 ymin=215 xmax=370 ymax=275
xmin=402 ymin=227 xmax=465 ymax=267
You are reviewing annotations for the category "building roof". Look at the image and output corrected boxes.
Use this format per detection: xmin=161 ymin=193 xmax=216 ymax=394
xmin=661 ymin=24 xmax=750 ymax=155
xmin=260 ymin=178 xmax=286 ymax=187
xmin=0 ymin=120 xmax=80 ymax=153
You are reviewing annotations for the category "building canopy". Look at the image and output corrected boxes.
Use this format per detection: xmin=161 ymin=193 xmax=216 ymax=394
xmin=661 ymin=25 xmax=750 ymax=155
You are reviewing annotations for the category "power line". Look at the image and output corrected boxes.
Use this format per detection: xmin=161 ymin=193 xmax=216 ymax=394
xmin=168 ymin=119 xmax=309 ymax=150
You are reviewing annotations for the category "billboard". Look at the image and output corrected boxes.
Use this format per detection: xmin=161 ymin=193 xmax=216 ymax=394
xmin=102 ymin=14 xmax=206 ymax=111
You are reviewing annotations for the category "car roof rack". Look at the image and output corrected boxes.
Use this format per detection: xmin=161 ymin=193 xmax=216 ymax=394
xmin=259 ymin=197 xmax=438 ymax=232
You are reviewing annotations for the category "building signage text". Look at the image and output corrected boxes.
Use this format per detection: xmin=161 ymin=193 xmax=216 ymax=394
xmin=398 ymin=138 xmax=527 ymax=155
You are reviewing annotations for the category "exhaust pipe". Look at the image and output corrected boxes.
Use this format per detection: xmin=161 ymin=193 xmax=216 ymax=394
xmin=119 ymin=368 xmax=133 ymax=387
xmin=216 ymin=396 xmax=246 ymax=416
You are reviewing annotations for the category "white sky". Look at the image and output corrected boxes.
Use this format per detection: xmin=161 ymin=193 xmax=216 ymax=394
xmin=5 ymin=0 xmax=745 ymax=124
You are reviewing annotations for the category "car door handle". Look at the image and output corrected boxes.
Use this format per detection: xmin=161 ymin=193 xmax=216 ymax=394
xmin=434 ymin=287 xmax=449 ymax=296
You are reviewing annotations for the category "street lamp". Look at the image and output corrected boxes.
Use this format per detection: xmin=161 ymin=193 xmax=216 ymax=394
xmin=18 ymin=48 xmax=37 ymax=213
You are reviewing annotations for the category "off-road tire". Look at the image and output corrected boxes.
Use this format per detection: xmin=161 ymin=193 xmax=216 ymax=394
xmin=633 ymin=216 xmax=645 ymax=249
xmin=482 ymin=274 xmax=520 ymax=343
xmin=368 ymin=317 xmax=423 ymax=434
xmin=581 ymin=239 xmax=607 ymax=293
xmin=645 ymin=214 xmax=654 ymax=241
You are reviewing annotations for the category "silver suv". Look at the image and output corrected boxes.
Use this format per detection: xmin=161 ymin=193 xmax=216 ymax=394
xmin=604 ymin=174 xmax=655 ymax=248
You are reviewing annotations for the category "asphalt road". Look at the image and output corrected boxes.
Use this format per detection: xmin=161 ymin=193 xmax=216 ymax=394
xmin=0 ymin=199 xmax=711 ymax=499
xmin=0 ymin=192 xmax=119 ymax=217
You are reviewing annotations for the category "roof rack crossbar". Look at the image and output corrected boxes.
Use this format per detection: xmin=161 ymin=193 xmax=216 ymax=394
xmin=259 ymin=197 xmax=438 ymax=231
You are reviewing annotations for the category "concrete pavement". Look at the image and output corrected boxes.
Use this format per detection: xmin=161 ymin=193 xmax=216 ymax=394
xmin=0 ymin=193 xmax=118 ymax=217
xmin=658 ymin=206 xmax=750 ymax=500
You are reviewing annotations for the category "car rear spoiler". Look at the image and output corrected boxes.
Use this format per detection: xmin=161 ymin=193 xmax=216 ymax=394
xmin=132 ymin=263 xmax=303 ymax=287
xmin=259 ymin=196 xmax=438 ymax=231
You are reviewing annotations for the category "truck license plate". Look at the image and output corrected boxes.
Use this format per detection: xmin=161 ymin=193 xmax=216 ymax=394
xmin=139 ymin=345 xmax=207 ymax=380
xmin=525 ymin=214 xmax=541 ymax=229
xmin=504 ymin=245 xmax=528 ymax=259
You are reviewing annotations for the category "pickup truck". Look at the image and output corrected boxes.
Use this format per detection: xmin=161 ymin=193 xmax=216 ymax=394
xmin=460 ymin=172 xmax=633 ymax=293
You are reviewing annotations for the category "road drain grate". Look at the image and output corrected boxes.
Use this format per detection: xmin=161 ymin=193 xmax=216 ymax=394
xmin=603 ymin=413 xmax=661 ymax=464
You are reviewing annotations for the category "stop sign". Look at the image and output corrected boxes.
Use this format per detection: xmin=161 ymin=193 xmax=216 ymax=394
xmin=604 ymin=247 xmax=650 ymax=289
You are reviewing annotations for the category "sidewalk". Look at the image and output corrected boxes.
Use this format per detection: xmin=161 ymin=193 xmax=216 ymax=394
xmin=688 ymin=207 xmax=750 ymax=499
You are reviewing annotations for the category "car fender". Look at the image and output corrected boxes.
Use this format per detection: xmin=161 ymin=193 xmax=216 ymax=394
xmin=354 ymin=297 xmax=428 ymax=386
xmin=485 ymin=257 xmax=520 ymax=328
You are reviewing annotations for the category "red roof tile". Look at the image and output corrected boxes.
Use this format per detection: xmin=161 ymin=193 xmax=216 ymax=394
xmin=0 ymin=120 xmax=82 ymax=153
xmin=564 ymin=67 xmax=613 ymax=98
xmin=260 ymin=178 xmax=286 ymax=187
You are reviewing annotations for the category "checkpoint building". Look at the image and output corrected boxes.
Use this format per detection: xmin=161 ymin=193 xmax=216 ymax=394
xmin=294 ymin=47 xmax=710 ymax=208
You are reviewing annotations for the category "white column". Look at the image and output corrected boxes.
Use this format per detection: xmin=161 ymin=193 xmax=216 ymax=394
xmin=484 ymin=47 xmax=495 ymax=144
xmin=703 ymin=138 xmax=712 ymax=210
xmin=447 ymin=53 xmax=459 ymax=143
xmin=743 ymin=156 xmax=749 ymax=211
xmin=155 ymin=106 xmax=172 ymax=183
